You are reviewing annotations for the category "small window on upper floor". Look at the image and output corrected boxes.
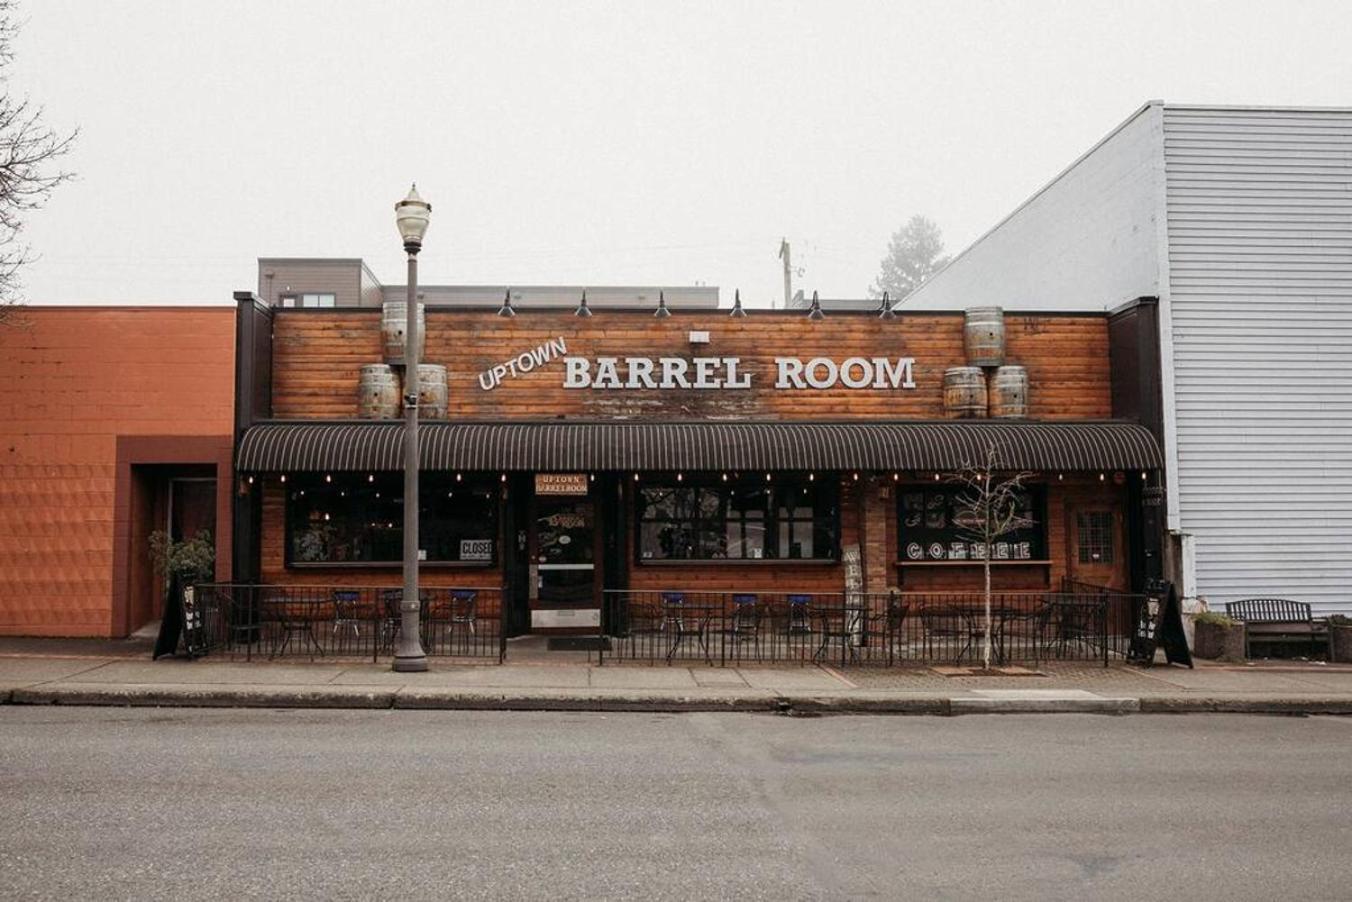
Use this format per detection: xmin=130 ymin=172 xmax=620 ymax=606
xmin=301 ymin=293 xmax=336 ymax=308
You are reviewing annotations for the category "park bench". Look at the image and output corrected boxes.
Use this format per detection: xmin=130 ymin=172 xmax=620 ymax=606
xmin=1224 ymin=598 xmax=1326 ymax=659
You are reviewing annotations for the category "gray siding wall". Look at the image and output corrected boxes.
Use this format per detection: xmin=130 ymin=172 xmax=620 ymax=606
xmin=359 ymin=264 xmax=383 ymax=308
xmin=1163 ymin=107 xmax=1352 ymax=615
xmin=903 ymin=104 xmax=1162 ymax=312
xmin=256 ymin=260 xmax=364 ymax=307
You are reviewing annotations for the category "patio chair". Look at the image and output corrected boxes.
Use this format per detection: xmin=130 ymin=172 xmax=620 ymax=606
xmin=729 ymin=593 xmax=762 ymax=661
xmin=786 ymin=594 xmax=813 ymax=634
xmin=332 ymin=590 xmax=364 ymax=644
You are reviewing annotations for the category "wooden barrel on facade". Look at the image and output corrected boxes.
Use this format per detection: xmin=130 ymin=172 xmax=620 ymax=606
xmin=356 ymin=364 xmax=400 ymax=419
xmin=381 ymin=301 xmax=426 ymax=365
xmin=416 ymin=364 xmax=448 ymax=419
xmin=989 ymin=365 xmax=1029 ymax=418
xmin=943 ymin=366 xmax=988 ymax=419
xmin=964 ymin=306 xmax=1006 ymax=367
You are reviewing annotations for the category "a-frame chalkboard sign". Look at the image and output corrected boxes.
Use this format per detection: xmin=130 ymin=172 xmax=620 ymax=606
xmin=152 ymin=581 xmax=211 ymax=660
xmin=1127 ymin=578 xmax=1193 ymax=668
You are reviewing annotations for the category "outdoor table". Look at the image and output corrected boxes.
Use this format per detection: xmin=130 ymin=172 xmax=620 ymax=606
xmin=813 ymin=602 xmax=869 ymax=663
xmin=260 ymin=597 xmax=329 ymax=658
xmin=661 ymin=601 xmax=718 ymax=663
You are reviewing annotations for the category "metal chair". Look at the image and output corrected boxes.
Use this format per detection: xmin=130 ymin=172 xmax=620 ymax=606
xmin=729 ymin=593 xmax=762 ymax=661
xmin=786 ymin=594 xmax=812 ymax=635
xmin=450 ymin=590 xmax=478 ymax=636
xmin=332 ymin=590 xmax=363 ymax=645
xmin=379 ymin=589 xmax=404 ymax=653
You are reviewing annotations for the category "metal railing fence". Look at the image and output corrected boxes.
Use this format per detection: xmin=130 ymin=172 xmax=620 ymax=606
xmin=189 ymin=584 xmax=505 ymax=662
xmin=600 ymin=588 xmax=1140 ymax=668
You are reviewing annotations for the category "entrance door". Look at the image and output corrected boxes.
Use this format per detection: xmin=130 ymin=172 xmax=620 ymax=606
xmin=1065 ymin=502 xmax=1127 ymax=590
xmin=530 ymin=492 xmax=601 ymax=631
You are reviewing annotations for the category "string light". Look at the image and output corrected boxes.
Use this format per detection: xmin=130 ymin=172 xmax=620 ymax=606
xmin=500 ymin=473 xmax=507 ymax=483
xmin=808 ymin=472 xmax=815 ymax=482
xmin=1099 ymin=472 xmax=1106 ymax=482
xmin=279 ymin=474 xmax=286 ymax=484
xmin=325 ymin=474 xmax=332 ymax=484
xmin=1058 ymin=473 xmax=1064 ymax=481
xmin=368 ymin=474 xmax=375 ymax=483
xmin=633 ymin=473 xmax=640 ymax=482
xmin=892 ymin=473 xmax=900 ymax=481
xmin=765 ymin=472 xmax=772 ymax=482
xmin=323 ymin=513 xmax=331 ymax=522
xmin=246 ymin=475 xmax=254 ymax=485
xmin=677 ymin=473 xmax=683 ymax=482
xmin=852 ymin=472 xmax=859 ymax=481
xmin=1140 ymin=471 xmax=1148 ymax=481
xmin=933 ymin=473 xmax=941 ymax=481
xmin=721 ymin=472 xmax=728 ymax=482
xmin=456 ymin=473 xmax=462 ymax=482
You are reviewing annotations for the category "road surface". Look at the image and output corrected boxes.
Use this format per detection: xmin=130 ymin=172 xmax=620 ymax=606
xmin=2 ymin=709 xmax=1350 ymax=900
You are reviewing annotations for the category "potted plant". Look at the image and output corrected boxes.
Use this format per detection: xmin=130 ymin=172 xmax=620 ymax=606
xmin=148 ymin=529 xmax=216 ymax=603
xmin=1328 ymin=615 xmax=1352 ymax=664
xmin=1192 ymin=611 xmax=1245 ymax=661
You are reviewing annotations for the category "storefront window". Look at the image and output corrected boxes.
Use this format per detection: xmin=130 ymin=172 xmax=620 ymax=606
xmin=637 ymin=478 xmax=838 ymax=562
xmin=898 ymin=485 xmax=1045 ymax=562
xmin=286 ymin=473 xmax=498 ymax=565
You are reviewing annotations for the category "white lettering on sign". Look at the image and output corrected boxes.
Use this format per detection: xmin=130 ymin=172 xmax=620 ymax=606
xmin=558 ymin=356 xmax=915 ymax=391
xmin=479 ymin=337 xmax=568 ymax=390
xmin=460 ymin=539 xmax=493 ymax=561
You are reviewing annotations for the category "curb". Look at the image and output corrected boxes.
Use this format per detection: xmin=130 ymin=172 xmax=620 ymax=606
xmin=1139 ymin=697 xmax=1352 ymax=715
xmin=950 ymin=697 xmax=1139 ymax=715
xmin=9 ymin=686 xmax=398 ymax=709
xmin=4 ymin=686 xmax=1352 ymax=717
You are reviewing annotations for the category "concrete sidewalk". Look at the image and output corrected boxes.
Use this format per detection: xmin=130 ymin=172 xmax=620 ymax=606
xmin=4 ymin=639 xmax=1352 ymax=714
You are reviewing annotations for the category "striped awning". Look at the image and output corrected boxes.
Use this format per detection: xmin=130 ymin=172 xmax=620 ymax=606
xmin=236 ymin=420 xmax=1161 ymax=473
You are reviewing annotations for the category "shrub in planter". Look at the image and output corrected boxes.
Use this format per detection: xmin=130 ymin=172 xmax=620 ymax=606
xmin=1329 ymin=615 xmax=1352 ymax=664
xmin=1193 ymin=611 xmax=1246 ymax=661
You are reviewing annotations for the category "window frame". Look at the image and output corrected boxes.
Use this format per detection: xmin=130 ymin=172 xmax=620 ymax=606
xmin=633 ymin=474 xmax=841 ymax=565
xmin=897 ymin=482 xmax=1048 ymax=563
xmin=283 ymin=472 xmax=500 ymax=569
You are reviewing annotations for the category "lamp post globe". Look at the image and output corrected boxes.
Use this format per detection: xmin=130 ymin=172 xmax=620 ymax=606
xmin=393 ymin=184 xmax=431 ymax=673
xmin=395 ymin=184 xmax=432 ymax=252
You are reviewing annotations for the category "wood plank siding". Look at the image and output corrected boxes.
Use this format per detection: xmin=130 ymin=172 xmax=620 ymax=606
xmin=269 ymin=310 xmax=1113 ymax=421
xmin=1163 ymin=106 xmax=1352 ymax=616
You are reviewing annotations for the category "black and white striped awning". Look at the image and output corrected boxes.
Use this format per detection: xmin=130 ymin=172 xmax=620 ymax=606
xmin=236 ymin=420 xmax=1161 ymax=473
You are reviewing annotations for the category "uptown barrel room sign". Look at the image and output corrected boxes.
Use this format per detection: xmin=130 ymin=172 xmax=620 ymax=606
xmin=478 ymin=341 xmax=917 ymax=393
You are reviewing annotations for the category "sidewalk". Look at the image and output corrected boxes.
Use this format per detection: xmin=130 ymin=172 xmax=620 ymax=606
xmin=3 ymin=639 xmax=1352 ymax=715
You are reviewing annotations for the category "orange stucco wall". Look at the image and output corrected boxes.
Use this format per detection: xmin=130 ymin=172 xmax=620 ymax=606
xmin=0 ymin=307 xmax=235 ymax=636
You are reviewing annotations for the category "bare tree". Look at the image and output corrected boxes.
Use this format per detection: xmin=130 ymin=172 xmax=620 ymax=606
xmin=949 ymin=445 xmax=1035 ymax=670
xmin=868 ymin=214 xmax=950 ymax=301
xmin=0 ymin=1 xmax=76 ymax=326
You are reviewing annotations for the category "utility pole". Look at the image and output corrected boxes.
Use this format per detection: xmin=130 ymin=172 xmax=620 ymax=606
xmin=778 ymin=238 xmax=793 ymax=309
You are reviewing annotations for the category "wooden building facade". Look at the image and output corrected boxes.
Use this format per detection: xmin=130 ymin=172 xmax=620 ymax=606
xmin=231 ymin=295 xmax=1163 ymax=635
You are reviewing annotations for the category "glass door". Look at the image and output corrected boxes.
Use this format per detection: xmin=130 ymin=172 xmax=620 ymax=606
xmin=534 ymin=496 xmax=596 ymax=605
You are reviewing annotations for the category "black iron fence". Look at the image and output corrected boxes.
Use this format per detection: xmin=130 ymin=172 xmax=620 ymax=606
xmin=600 ymin=588 xmax=1141 ymax=668
xmin=189 ymin=584 xmax=505 ymax=662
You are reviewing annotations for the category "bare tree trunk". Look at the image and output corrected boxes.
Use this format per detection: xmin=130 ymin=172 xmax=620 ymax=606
xmin=983 ymin=543 xmax=992 ymax=671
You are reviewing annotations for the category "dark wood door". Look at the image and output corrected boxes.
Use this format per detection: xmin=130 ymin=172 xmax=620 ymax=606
xmin=1065 ymin=502 xmax=1128 ymax=591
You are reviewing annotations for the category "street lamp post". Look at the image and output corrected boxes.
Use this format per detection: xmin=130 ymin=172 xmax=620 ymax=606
xmin=393 ymin=184 xmax=431 ymax=673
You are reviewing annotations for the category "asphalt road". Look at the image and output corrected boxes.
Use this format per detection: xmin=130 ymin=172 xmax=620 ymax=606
xmin=2 ymin=709 xmax=1350 ymax=901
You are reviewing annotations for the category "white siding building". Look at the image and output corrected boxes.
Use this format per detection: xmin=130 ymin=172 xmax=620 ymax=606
xmin=905 ymin=102 xmax=1352 ymax=615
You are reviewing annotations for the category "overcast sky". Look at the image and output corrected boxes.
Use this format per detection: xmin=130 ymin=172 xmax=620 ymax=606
xmin=15 ymin=0 xmax=1352 ymax=308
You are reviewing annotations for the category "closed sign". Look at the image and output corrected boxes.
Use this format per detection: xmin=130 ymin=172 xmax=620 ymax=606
xmin=459 ymin=539 xmax=493 ymax=561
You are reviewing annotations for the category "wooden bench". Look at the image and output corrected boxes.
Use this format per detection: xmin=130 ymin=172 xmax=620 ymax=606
xmin=1224 ymin=598 xmax=1327 ymax=659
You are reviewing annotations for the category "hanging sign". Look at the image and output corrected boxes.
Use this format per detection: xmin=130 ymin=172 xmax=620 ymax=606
xmin=535 ymin=473 xmax=590 ymax=496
